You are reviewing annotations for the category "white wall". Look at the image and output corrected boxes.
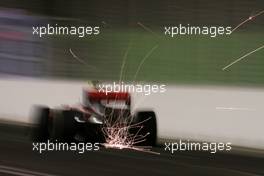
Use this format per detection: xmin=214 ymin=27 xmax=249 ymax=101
xmin=0 ymin=78 xmax=84 ymax=121
xmin=133 ymin=85 xmax=264 ymax=149
xmin=1 ymin=77 xmax=264 ymax=149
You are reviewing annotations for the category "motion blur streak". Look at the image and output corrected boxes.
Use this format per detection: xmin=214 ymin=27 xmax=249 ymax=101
xmin=231 ymin=10 xmax=264 ymax=33
xmin=222 ymin=44 xmax=264 ymax=70
xmin=0 ymin=165 xmax=57 ymax=176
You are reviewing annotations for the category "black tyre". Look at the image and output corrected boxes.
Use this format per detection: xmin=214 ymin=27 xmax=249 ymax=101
xmin=48 ymin=110 xmax=77 ymax=141
xmin=31 ymin=106 xmax=50 ymax=142
xmin=132 ymin=111 xmax=157 ymax=146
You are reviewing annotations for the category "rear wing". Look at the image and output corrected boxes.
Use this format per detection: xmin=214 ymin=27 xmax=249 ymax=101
xmin=86 ymin=90 xmax=131 ymax=105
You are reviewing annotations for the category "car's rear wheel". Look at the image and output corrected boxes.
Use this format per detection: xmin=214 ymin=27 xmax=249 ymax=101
xmin=132 ymin=111 xmax=157 ymax=146
xmin=31 ymin=106 xmax=49 ymax=142
xmin=48 ymin=110 xmax=77 ymax=141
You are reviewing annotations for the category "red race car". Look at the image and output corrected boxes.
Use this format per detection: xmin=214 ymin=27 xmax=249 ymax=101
xmin=31 ymin=88 xmax=157 ymax=146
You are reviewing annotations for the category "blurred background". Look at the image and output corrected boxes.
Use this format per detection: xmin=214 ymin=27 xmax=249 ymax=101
xmin=0 ymin=1 xmax=263 ymax=175
xmin=0 ymin=0 xmax=264 ymax=148
xmin=0 ymin=0 xmax=263 ymax=85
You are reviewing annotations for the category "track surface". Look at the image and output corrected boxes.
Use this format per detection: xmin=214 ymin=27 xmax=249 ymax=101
xmin=0 ymin=123 xmax=263 ymax=176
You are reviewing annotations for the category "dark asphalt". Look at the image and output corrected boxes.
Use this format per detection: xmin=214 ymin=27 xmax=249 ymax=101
xmin=0 ymin=123 xmax=263 ymax=176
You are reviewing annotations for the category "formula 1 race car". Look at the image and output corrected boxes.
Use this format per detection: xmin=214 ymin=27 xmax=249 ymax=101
xmin=31 ymin=88 xmax=157 ymax=146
